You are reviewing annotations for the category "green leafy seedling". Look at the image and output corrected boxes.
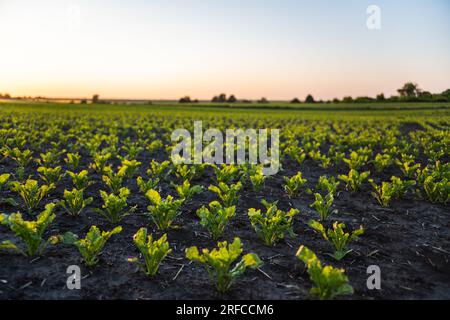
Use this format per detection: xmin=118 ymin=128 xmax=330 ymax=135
xmin=63 ymin=225 xmax=122 ymax=267
xmin=296 ymin=245 xmax=353 ymax=300
xmin=60 ymin=189 xmax=93 ymax=216
xmin=64 ymin=153 xmax=81 ymax=170
xmin=310 ymin=192 xmax=334 ymax=221
xmin=197 ymin=201 xmax=236 ymax=240
xmin=128 ymin=228 xmax=171 ymax=276
xmin=0 ymin=203 xmax=57 ymax=256
xmin=175 ymin=180 xmax=203 ymax=201
xmin=284 ymin=172 xmax=307 ymax=197
xmin=136 ymin=176 xmax=159 ymax=194
xmin=309 ymin=220 xmax=364 ymax=260
xmin=248 ymin=200 xmax=299 ymax=246
xmin=338 ymin=169 xmax=370 ymax=192
xmin=186 ymin=238 xmax=262 ymax=293
xmin=10 ymin=179 xmax=54 ymax=214
xmin=96 ymin=187 xmax=133 ymax=223
xmin=67 ymin=170 xmax=92 ymax=190
xmin=37 ymin=166 xmax=63 ymax=184
xmin=146 ymin=189 xmax=183 ymax=230
xmin=118 ymin=159 xmax=141 ymax=179
xmin=208 ymin=182 xmax=242 ymax=207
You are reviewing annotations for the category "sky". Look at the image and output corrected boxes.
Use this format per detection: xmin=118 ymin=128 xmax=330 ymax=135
xmin=0 ymin=0 xmax=449 ymax=100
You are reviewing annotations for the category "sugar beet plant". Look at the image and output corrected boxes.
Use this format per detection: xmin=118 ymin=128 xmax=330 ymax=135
xmin=208 ymin=182 xmax=242 ymax=207
xmin=316 ymin=175 xmax=340 ymax=195
xmin=118 ymin=159 xmax=141 ymax=179
xmin=343 ymin=151 xmax=368 ymax=171
xmin=37 ymin=166 xmax=63 ymax=184
xmin=10 ymin=179 xmax=54 ymax=214
xmin=62 ymin=225 xmax=122 ymax=267
xmin=338 ymin=169 xmax=370 ymax=192
xmin=175 ymin=180 xmax=203 ymax=201
xmin=60 ymin=188 xmax=93 ymax=216
xmin=64 ymin=152 xmax=81 ymax=170
xmin=249 ymin=169 xmax=267 ymax=192
xmin=370 ymin=177 xmax=416 ymax=207
xmin=90 ymin=153 xmax=112 ymax=174
xmin=0 ymin=173 xmax=15 ymax=205
xmin=373 ymin=153 xmax=393 ymax=173
xmin=3 ymin=147 xmax=33 ymax=168
xmin=102 ymin=170 xmax=124 ymax=194
xmin=396 ymin=157 xmax=420 ymax=179
xmin=310 ymin=192 xmax=334 ymax=221
xmin=67 ymin=170 xmax=93 ymax=190
xmin=96 ymin=187 xmax=133 ymax=223
xmin=136 ymin=176 xmax=159 ymax=194
xmin=196 ymin=201 xmax=236 ymax=240
xmin=175 ymin=163 xmax=207 ymax=181
xmin=146 ymin=189 xmax=184 ymax=230
xmin=0 ymin=203 xmax=58 ymax=257
xmin=296 ymin=245 xmax=353 ymax=300
xmin=147 ymin=160 xmax=172 ymax=180
xmin=0 ymin=173 xmax=10 ymax=192
xmin=186 ymin=237 xmax=262 ymax=293
xmin=241 ymin=164 xmax=267 ymax=192
xmin=128 ymin=228 xmax=171 ymax=276
xmin=248 ymin=200 xmax=299 ymax=246
xmin=309 ymin=220 xmax=364 ymax=260
xmin=213 ymin=164 xmax=241 ymax=184
xmin=284 ymin=172 xmax=307 ymax=197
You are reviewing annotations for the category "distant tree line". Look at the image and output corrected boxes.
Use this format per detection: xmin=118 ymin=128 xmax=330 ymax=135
xmin=290 ymin=83 xmax=450 ymax=104
xmin=179 ymin=96 xmax=199 ymax=103
xmin=0 ymin=93 xmax=11 ymax=99
xmin=176 ymin=83 xmax=450 ymax=104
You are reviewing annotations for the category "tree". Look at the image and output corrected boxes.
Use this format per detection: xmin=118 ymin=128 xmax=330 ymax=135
xmin=212 ymin=93 xmax=227 ymax=103
xmin=332 ymin=98 xmax=340 ymax=104
xmin=397 ymin=82 xmax=421 ymax=98
xmin=305 ymin=94 xmax=315 ymax=103
xmin=418 ymin=91 xmax=432 ymax=100
xmin=441 ymin=89 xmax=450 ymax=101
xmin=219 ymin=94 xmax=227 ymax=102
xmin=179 ymin=96 xmax=191 ymax=103
xmin=389 ymin=95 xmax=399 ymax=102
xmin=342 ymin=96 xmax=353 ymax=103
xmin=227 ymin=95 xmax=237 ymax=103
xmin=92 ymin=94 xmax=100 ymax=103
xmin=290 ymin=98 xmax=301 ymax=104
xmin=376 ymin=93 xmax=385 ymax=101
xmin=354 ymin=96 xmax=374 ymax=103
xmin=257 ymin=97 xmax=268 ymax=104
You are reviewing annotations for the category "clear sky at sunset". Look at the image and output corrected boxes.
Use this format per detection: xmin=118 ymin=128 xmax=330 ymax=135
xmin=0 ymin=0 xmax=449 ymax=100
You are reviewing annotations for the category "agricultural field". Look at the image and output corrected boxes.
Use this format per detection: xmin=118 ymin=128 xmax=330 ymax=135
xmin=0 ymin=102 xmax=449 ymax=300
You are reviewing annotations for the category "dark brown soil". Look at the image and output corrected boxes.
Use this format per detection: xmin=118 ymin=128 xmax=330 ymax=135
xmin=0 ymin=145 xmax=449 ymax=300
